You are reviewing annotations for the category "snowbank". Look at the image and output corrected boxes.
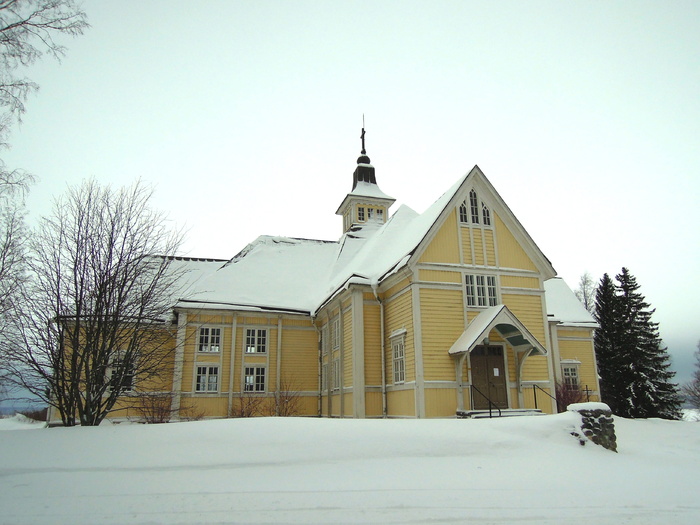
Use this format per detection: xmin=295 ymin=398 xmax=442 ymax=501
xmin=0 ymin=415 xmax=698 ymax=524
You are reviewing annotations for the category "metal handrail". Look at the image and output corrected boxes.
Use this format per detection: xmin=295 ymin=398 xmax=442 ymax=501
xmin=470 ymin=385 xmax=502 ymax=418
xmin=532 ymin=384 xmax=556 ymax=410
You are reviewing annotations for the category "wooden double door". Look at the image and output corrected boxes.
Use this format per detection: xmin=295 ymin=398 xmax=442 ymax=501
xmin=470 ymin=345 xmax=508 ymax=410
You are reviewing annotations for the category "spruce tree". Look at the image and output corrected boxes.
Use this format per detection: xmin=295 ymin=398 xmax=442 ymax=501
xmin=594 ymin=273 xmax=624 ymax=412
xmin=594 ymin=268 xmax=682 ymax=419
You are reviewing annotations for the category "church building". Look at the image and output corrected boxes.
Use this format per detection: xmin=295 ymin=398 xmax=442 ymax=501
xmin=94 ymin=131 xmax=601 ymax=421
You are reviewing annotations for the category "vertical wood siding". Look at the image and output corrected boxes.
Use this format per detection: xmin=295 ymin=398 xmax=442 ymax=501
xmin=425 ymin=387 xmax=458 ymax=418
xmin=460 ymin=226 xmax=472 ymax=265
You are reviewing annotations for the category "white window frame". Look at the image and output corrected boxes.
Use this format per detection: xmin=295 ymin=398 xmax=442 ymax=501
xmin=198 ymin=326 xmax=222 ymax=353
xmin=561 ymin=361 xmax=581 ymax=390
xmin=469 ymin=189 xmax=480 ymax=224
xmin=391 ymin=334 xmax=406 ymax=384
xmin=245 ymin=328 xmax=267 ymax=354
xmin=357 ymin=207 xmax=365 ymax=222
xmin=459 ymin=201 xmax=469 ymax=223
xmin=466 ymin=274 xmax=498 ymax=308
xmin=109 ymin=352 xmax=136 ymax=393
xmin=482 ymin=203 xmax=491 ymax=226
xmin=331 ymin=357 xmax=340 ymax=392
xmin=331 ymin=317 xmax=340 ymax=350
xmin=195 ymin=365 xmax=219 ymax=393
xmin=244 ymin=366 xmax=266 ymax=392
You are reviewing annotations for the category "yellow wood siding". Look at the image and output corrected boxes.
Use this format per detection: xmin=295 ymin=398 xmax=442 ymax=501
xmin=279 ymin=328 xmax=318 ymax=390
xmin=420 ymin=288 xmax=464 ymax=381
xmin=472 ymin=228 xmax=484 ymax=266
xmin=484 ymin=228 xmax=496 ymax=266
xmin=501 ymin=275 xmax=540 ymax=289
xmin=384 ymin=290 xmax=415 ymax=383
xmin=425 ymin=388 xmax=458 ymax=418
xmin=558 ymin=332 xmax=599 ymax=399
xmin=460 ymin=227 xmax=473 ymax=265
xmin=418 ymin=269 xmax=462 ymax=283
xmin=365 ymin=391 xmax=383 ymax=417
xmin=364 ymin=303 xmax=382 ymax=386
xmin=387 ymin=388 xmax=415 ymax=417
xmin=383 ymin=276 xmax=411 ymax=301
xmin=343 ymin=309 xmax=352 ymax=387
xmin=501 ymin=293 xmax=546 ymax=344
xmin=418 ymin=210 xmax=460 ymax=264
xmin=494 ymin=213 xmax=537 ymax=271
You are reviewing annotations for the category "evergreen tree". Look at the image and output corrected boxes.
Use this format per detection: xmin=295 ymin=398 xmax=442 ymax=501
xmin=594 ymin=268 xmax=682 ymax=419
xmin=593 ymin=273 xmax=623 ymax=411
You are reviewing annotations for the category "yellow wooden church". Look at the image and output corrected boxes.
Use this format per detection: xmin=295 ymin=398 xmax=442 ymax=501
xmin=55 ymin=134 xmax=600 ymax=422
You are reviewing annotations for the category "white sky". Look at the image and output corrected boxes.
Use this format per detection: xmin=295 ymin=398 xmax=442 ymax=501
xmin=4 ymin=1 xmax=699 ymax=382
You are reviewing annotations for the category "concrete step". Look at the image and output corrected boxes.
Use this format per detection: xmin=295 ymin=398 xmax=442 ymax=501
xmin=456 ymin=408 xmax=544 ymax=419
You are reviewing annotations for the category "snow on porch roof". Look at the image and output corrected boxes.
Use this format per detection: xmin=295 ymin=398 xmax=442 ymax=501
xmin=448 ymin=305 xmax=547 ymax=356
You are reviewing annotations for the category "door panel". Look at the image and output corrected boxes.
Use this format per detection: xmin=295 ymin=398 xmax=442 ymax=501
xmin=470 ymin=345 xmax=508 ymax=409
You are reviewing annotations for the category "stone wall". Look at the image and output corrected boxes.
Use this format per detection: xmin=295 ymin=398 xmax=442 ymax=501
xmin=568 ymin=402 xmax=617 ymax=452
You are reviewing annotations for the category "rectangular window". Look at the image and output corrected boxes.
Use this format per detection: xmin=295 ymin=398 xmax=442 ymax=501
xmin=392 ymin=337 xmax=406 ymax=384
xmin=331 ymin=317 xmax=340 ymax=350
xmin=357 ymin=207 xmax=365 ymax=222
xmin=198 ymin=327 xmax=221 ymax=353
xmin=244 ymin=366 xmax=266 ymax=392
xmin=465 ymin=275 xmax=476 ymax=306
xmin=110 ymin=355 xmax=135 ymax=392
xmin=476 ymin=275 xmax=487 ymax=306
xmin=331 ymin=357 xmax=340 ymax=392
xmin=466 ymin=274 xmax=498 ymax=307
xmin=562 ymin=364 xmax=580 ymax=390
xmin=487 ymin=276 xmax=497 ymax=306
xmin=245 ymin=328 xmax=267 ymax=353
xmin=196 ymin=366 xmax=219 ymax=392
xmin=377 ymin=209 xmax=383 ymax=220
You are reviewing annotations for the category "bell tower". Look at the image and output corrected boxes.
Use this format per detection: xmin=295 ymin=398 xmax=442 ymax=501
xmin=335 ymin=125 xmax=395 ymax=234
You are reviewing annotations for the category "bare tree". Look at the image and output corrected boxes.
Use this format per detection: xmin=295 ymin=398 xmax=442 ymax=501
xmin=682 ymin=341 xmax=700 ymax=410
xmin=4 ymin=179 xmax=184 ymax=426
xmin=0 ymin=0 xmax=88 ymax=143
xmin=574 ymin=271 xmax=596 ymax=314
xmin=0 ymin=170 xmax=32 ymax=385
xmin=0 ymin=0 xmax=87 ymax=370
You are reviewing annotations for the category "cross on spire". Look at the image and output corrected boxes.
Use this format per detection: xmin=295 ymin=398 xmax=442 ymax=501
xmin=360 ymin=115 xmax=366 ymax=154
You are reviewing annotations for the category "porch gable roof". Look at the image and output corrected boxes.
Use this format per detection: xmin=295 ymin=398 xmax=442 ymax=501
xmin=448 ymin=304 xmax=547 ymax=357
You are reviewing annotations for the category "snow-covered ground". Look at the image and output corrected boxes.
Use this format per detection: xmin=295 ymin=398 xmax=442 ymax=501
xmin=0 ymin=413 xmax=698 ymax=524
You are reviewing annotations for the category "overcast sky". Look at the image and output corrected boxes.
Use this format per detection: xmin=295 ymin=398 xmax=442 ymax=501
xmin=4 ymin=1 xmax=699 ymax=383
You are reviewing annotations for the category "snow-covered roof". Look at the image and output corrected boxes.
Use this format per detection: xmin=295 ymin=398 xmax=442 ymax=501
xmin=176 ymin=173 xmax=466 ymax=315
xmin=544 ymin=277 xmax=598 ymax=328
xmin=176 ymin=237 xmax=339 ymax=313
xmin=174 ymin=167 xmax=558 ymax=317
